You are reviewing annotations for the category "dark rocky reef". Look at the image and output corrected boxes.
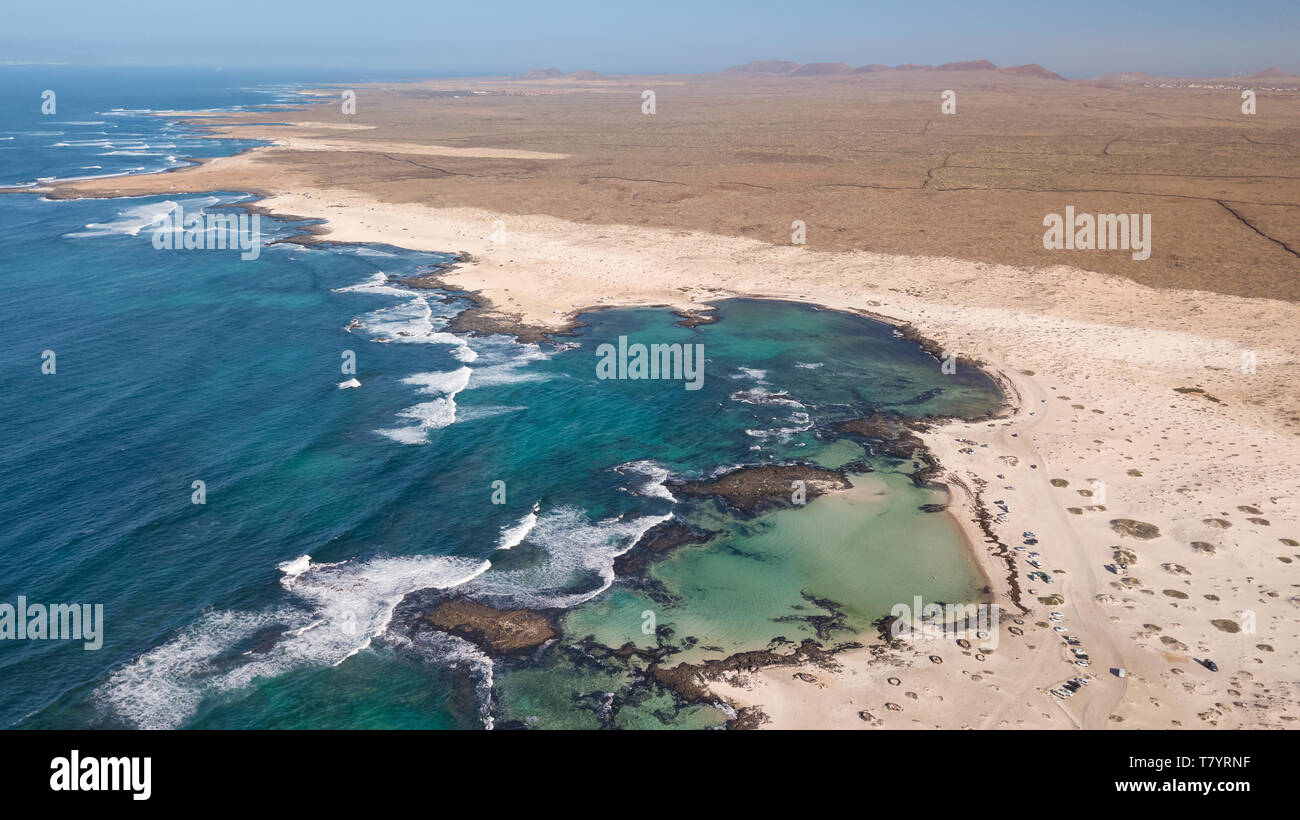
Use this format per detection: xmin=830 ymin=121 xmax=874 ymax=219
xmin=835 ymin=412 xmax=943 ymax=486
xmin=672 ymin=309 xmax=720 ymax=328
xmin=774 ymin=592 xmax=852 ymax=641
xmin=393 ymin=592 xmax=560 ymax=657
xmin=613 ymin=518 xmax=715 ymax=580
xmin=666 ymin=463 xmax=852 ymax=515
xmin=649 ymin=638 xmax=848 ymax=703
xmin=893 ymin=322 xmax=986 ymax=370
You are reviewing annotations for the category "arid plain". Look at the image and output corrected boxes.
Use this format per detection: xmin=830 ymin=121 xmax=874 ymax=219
xmin=26 ymin=64 xmax=1300 ymax=728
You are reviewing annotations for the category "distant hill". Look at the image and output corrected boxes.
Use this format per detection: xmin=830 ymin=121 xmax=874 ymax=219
xmin=719 ymin=58 xmax=1071 ymax=80
xmin=937 ymin=59 xmax=998 ymax=71
xmin=1245 ymin=67 xmax=1290 ymax=79
xmin=788 ymin=62 xmax=854 ymax=76
xmin=1001 ymin=63 xmax=1065 ymax=80
xmin=723 ymin=60 xmax=801 ymax=75
xmin=521 ymin=68 xmax=564 ymax=79
xmin=1090 ymin=71 xmax=1155 ymax=82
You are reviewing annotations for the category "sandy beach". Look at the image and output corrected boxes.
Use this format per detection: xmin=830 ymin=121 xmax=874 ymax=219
xmin=19 ymin=69 xmax=1300 ymax=729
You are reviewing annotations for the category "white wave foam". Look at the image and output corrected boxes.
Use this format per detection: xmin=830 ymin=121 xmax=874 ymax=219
xmin=729 ymin=388 xmax=805 ymax=408
xmin=376 ymin=398 xmax=457 ymax=444
xmin=497 ymin=502 xmax=541 ymax=550
xmin=277 ymin=554 xmax=312 ymax=577
xmin=278 ymin=554 xmax=490 ymax=664
xmin=403 ymin=367 xmax=472 ymax=396
xmin=65 ymin=199 xmax=178 ymax=238
xmin=374 ymin=425 xmax=436 ymax=445
xmin=378 ymin=367 xmax=471 ymax=444
xmin=470 ymin=507 xmax=671 ymax=609
xmin=745 ymin=411 xmax=813 ymax=440
xmin=333 ymin=272 xmax=410 ymax=298
xmin=64 ymin=195 xmax=226 ymax=238
xmin=97 ymin=554 xmax=489 ymax=729
xmin=334 ymin=274 xmax=472 ymax=358
xmin=614 ymin=460 xmax=676 ymax=501
xmin=732 ymin=367 xmax=769 ymax=384
xmin=337 ymin=277 xmax=555 ymax=443
xmin=462 ymin=338 xmax=553 ymax=388
xmin=96 ymin=608 xmax=304 ymax=731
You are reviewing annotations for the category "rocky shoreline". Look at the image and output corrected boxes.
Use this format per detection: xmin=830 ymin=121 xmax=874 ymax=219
xmin=611 ymin=518 xmax=715 ymax=604
xmin=666 ymin=463 xmax=854 ymax=515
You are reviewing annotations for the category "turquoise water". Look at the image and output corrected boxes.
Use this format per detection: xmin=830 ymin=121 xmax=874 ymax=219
xmin=0 ymin=70 xmax=1002 ymax=729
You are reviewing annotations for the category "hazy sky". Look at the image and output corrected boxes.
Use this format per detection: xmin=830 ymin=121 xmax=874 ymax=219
xmin=3 ymin=0 xmax=1296 ymax=78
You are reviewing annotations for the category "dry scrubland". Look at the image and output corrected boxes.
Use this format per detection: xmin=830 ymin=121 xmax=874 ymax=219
xmin=26 ymin=67 xmax=1300 ymax=729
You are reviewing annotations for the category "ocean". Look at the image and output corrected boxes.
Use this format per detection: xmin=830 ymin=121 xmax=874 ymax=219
xmin=0 ymin=68 xmax=1003 ymax=729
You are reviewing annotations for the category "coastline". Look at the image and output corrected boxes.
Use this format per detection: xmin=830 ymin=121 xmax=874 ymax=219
xmin=10 ymin=86 xmax=1300 ymax=730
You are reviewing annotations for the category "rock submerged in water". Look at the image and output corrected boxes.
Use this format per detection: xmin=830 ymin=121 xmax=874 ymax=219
xmin=612 ymin=518 xmax=714 ymax=578
xmin=421 ymin=597 xmax=559 ymax=656
xmin=666 ymin=463 xmax=852 ymax=515
xmin=834 ymin=413 xmax=945 ymax=485
xmin=672 ymin=309 xmax=719 ymax=328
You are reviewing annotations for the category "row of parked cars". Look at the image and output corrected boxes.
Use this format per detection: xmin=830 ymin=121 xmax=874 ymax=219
xmin=1017 ymin=528 xmax=1098 ymax=700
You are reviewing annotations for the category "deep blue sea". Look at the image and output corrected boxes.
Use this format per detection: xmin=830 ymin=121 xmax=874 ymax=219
xmin=0 ymin=68 xmax=1002 ymax=729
